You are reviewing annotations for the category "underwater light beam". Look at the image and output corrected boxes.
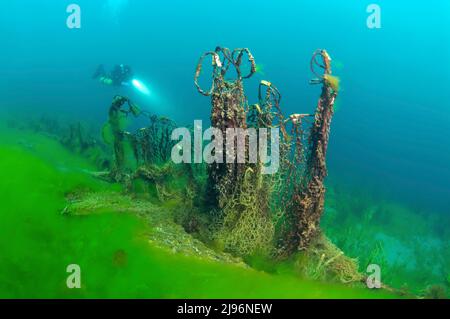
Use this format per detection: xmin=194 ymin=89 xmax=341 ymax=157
xmin=131 ymin=79 xmax=151 ymax=96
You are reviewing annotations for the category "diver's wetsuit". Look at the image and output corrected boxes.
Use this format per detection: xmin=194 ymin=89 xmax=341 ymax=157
xmin=93 ymin=64 xmax=133 ymax=87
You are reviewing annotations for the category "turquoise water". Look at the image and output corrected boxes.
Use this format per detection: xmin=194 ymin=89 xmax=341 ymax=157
xmin=2 ymin=0 xmax=449 ymax=210
xmin=1 ymin=0 xmax=449 ymax=297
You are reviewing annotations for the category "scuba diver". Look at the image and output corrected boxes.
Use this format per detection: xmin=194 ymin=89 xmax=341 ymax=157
xmin=93 ymin=64 xmax=134 ymax=87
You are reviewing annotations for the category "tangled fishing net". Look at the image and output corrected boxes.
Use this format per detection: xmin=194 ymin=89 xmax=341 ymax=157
xmin=194 ymin=47 xmax=338 ymax=257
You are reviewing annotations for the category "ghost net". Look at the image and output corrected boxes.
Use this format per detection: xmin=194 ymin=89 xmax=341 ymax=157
xmin=194 ymin=47 xmax=337 ymax=257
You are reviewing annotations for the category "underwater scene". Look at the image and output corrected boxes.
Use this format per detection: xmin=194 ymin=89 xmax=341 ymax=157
xmin=1 ymin=0 xmax=449 ymax=300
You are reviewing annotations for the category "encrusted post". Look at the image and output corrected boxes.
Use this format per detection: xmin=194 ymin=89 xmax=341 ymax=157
xmin=107 ymin=95 xmax=140 ymax=182
xmin=296 ymin=49 xmax=338 ymax=250
xmin=195 ymin=47 xmax=277 ymax=256
xmin=194 ymin=46 xmax=256 ymax=209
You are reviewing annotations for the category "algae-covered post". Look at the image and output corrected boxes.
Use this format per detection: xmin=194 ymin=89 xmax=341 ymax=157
xmin=106 ymin=95 xmax=140 ymax=181
xmin=286 ymin=49 xmax=338 ymax=253
xmin=194 ymin=46 xmax=277 ymax=256
xmin=194 ymin=46 xmax=256 ymax=209
xmin=101 ymin=94 xmax=181 ymax=199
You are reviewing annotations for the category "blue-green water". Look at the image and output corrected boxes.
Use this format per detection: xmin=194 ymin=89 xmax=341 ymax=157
xmin=2 ymin=0 xmax=449 ymax=211
xmin=1 ymin=0 xmax=449 ymax=298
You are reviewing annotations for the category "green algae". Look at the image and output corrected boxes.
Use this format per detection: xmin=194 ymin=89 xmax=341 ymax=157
xmin=0 ymin=131 xmax=397 ymax=299
xmin=321 ymin=183 xmax=450 ymax=297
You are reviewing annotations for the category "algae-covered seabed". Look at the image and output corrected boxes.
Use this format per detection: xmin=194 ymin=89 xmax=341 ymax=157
xmin=0 ymin=123 xmax=446 ymax=299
